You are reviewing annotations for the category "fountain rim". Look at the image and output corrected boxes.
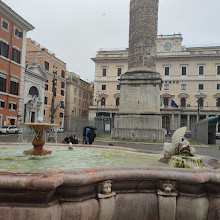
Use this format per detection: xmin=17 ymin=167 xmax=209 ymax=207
xmin=20 ymin=123 xmax=58 ymax=126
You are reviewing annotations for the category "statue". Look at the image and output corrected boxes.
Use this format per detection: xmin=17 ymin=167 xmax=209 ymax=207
xmin=162 ymin=127 xmax=203 ymax=168
xmin=157 ymin=180 xmax=178 ymax=197
xmin=163 ymin=127 xmax=196 ymax=159
xmin=97 ymin=180 xmax=116 ymax=199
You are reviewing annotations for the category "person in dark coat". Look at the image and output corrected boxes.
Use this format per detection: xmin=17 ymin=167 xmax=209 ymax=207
xmin=87 ymin=129 xmax=96 ymax=145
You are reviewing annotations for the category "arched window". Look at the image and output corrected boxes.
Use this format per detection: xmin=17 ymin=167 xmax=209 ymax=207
xmin=72 ymin=108 xmax=76 ymax=116
xmin=101 ymin=97 xmax=106 ymax=106
xmin=29 ymin=86 xmax=39 ymax=97
xmin=116 ymin=97 xmax=119 ymax=106
xmin=180 ymin=98 xmax=186 ymax=107
xmin=198 ymin=97 xmax=204 ymax=107
xmin=163 ymin=98 xmax=169 ymax=106
xmin=216 ymin=98 xmax=220 ymax=107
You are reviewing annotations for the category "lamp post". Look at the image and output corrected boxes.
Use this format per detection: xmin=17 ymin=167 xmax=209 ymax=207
xmin=197 ymin=90 xmax=200 ymax=123
xmin=51 ymin=65 xmax=57 ymax=124
xmin=48 ymin=65 xmax=57 ymax=142
xmin=95 ymin=91 xmax=100 ymax=119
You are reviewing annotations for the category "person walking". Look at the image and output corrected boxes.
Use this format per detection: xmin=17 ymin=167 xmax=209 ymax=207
xmin=87 ymin=129 xmax=96 ymax=145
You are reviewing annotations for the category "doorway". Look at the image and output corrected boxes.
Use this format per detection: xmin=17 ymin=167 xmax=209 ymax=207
xmin=31 ymin=112 xmax=35 ymax=123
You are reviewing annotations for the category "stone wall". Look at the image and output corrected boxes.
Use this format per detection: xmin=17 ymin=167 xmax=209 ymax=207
xmin=0 ymin=167 xmax=219 ymax=220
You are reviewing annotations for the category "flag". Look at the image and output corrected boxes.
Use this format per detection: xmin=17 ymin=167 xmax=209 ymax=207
xmin=161 ymin=101 xmax=166 ymax=111
xmin=171 ymin=99 xmax=179 ymax=108
xmin=59 ymin=101 xmax=65 ymax=109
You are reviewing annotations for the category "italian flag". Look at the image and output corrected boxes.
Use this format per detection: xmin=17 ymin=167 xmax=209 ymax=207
xmin=161 ymin=101 xmax=166 ymax=111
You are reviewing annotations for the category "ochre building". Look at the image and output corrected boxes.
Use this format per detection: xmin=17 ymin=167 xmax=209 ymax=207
xmin=26 ymin=38 xmax=66 ymax=127
xmin=0 ymin=2 xmax=34 ymax=127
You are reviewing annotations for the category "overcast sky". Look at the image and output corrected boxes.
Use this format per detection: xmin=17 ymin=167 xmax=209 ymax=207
xmin=2 ymin=0 xmax=220 ymax=82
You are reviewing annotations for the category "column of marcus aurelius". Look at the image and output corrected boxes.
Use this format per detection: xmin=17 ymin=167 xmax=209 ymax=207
xmin=112 ymin=0 xmax=164 ymax=141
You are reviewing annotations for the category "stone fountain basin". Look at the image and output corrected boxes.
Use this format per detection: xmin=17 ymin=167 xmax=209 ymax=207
xmin=0 ymin=143 xmax=219 ymax=220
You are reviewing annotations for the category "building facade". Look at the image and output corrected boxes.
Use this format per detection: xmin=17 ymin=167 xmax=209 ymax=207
xmin=90 ymin=34 xmax=220 ymax=132
xmin=0 ymin=1 xmax=34 ymax=127
xmin=65 ymin=71 xmax=93 ymax=119
xmin=26 ymin=38 xmax=66 ymax=127
xmin=23 ymin=61 xmax=48 ymax=123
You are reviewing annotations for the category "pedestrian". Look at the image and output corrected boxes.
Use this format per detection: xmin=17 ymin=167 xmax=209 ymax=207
xmin=69 ymin=135 xmax=78 ymax=144
xmin=82 ymin=127 xmax=91 ymax=144
xmin=87 ymin=129 xmax=96 ymax=145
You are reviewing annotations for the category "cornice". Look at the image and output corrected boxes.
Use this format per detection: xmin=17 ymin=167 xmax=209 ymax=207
xmin=0 ymin=1 xmax=34 ymax=31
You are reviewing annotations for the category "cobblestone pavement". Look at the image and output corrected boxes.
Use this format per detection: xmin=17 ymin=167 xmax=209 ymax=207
xmin=0 ymin=133 xmax=219 ymax=160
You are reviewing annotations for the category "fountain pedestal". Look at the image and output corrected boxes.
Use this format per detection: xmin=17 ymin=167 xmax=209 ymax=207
xmin=21 ymin=123 xmax=58 ymax=156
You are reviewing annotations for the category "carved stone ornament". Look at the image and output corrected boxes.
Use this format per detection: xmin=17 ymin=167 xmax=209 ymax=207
xmin=157 ymin=180 xmax=178 ymax=197
xmin=97 ymin=180 xmax=116 ymax=199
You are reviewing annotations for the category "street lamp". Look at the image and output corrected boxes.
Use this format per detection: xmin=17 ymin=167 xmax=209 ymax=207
xmin=48 ymin=65 xmax=57 ymax=142
xmin=95 ymin=91 xmax=100 ymax=119
xmin=197 ymin=90 xmax=200 ymax=123
xmin=51 ymin=65 xmax=57 ymax=124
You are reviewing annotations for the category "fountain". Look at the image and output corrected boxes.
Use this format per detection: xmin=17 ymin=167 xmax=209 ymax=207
xmin=21 ymin=118 xmax=58 ymax=156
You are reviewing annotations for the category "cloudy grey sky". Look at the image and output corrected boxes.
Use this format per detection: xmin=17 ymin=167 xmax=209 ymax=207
xmin=2 ymin=0 xmax=220 ymax=82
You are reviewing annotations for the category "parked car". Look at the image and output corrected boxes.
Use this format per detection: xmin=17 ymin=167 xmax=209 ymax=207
xmin=216 ymin=132 xmax=220 ymax=139
xmin=185 ymin=130 xmax=191 ymax=138
xmin=0 ymin=125 xmax=19 ymax=134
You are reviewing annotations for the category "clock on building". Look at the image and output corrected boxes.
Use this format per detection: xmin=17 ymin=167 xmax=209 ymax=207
xmin=164 ymin=42 xmax=172 ymax=51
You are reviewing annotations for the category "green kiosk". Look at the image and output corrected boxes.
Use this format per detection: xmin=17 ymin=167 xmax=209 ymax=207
xmin=208 ymin=116 xmax=219 ymax=144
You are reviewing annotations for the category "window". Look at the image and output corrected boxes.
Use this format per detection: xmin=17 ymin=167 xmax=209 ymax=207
xmin=116 ymin=84 xmax=120 ymax=90
xmin=164 ymin=84 xmax=169 ymax=90
xmin=0 ymin=41 xmax=9 ymax=58
xmin=45 ymin=83 xmax=48 ymax=91
xmin=217 ymin=65 xmax=220 ymax=75
xmin=9 ymin=103 xmax=17 ymax=110
xmin=10 ymin=81 xmax=19 ymax=95
xmin=79 ymin=99 xmax=81 ymax=105
xmin=61 ymin=89 xmax=65 ymax=96
xmin=44 ymin=110 xmax=46 ymax=115
xmin=181 ymin=84 xmax=186 ymax=90
xmin=116 ymin=97 xmax=119 ymax=106
xmin=2 ymin=20 xmax=9 ymax=31
xmin=102 ymin=68 xmax=107 ymax=76
xmin=61 ymin=70 xmax=65 ymax=78
xmin=59 ymin=112 xmax=64 ymax=118
xmin=44 ymin=97 xmax=48 ymax=105
xmin=61 ymin=82 xmax=65 ymax=89
xmin=45 ymin=61 xmax=49 ymax=71
xmin=74 ymin=88 xmax=77 ymax=95
xmin=217 ymin=84 xmax=220 ymax=90
xmin=198 ymin=65 xmax=204 ymax=75
xmin=180 ymin=98 xmax=186 ymax=107
xmin=198 ymin=84 xmax=204 ymax=90
xmin=117 ymin=67 xmax=122 ymax=76
xmin=164 ymin=66 xmax=170 ymax=76
xmin=102 ymin=85 xmax=106 ymax=90
xmin=216 ymin=98 xmax=220 ymax=107
xmin=0 ymin=100 xmax=5 ymax=108
xmin=14 ymin=28 xmax=23 ymax=38
xmin=181 ymin=66 xmax=187 ymax=75
xmin=198 ymin=98 xmax=204 ymax=107
xmin=79 ymin=90 xmax=82 ymax=97
xmin=0 ymin=77 xmax=6 ymax=92
xmin=163 ymin=98 xmax=169 ymax=106
xmin=74 ymin=97 xmax=77 ymax=103
xmin=12 ymin=48 xmax=20 ymax=63
xmin=101 ymin=97 xmax=106 ymax=106
xmin=29 ymin=86 xmax=39 ymax=96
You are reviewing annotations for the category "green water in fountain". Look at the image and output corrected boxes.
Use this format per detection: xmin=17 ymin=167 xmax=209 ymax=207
xmin=0 ymin=145 xmax=167 ymax=172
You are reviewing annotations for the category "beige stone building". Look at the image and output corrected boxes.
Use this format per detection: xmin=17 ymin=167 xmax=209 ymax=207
xmin=26 ymin=38 xmax=66 ymax=127
xmin=90 ymin=34 xmax=220 ymax=132
xmin=65 ymin=71 xmax=93 ymax=119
